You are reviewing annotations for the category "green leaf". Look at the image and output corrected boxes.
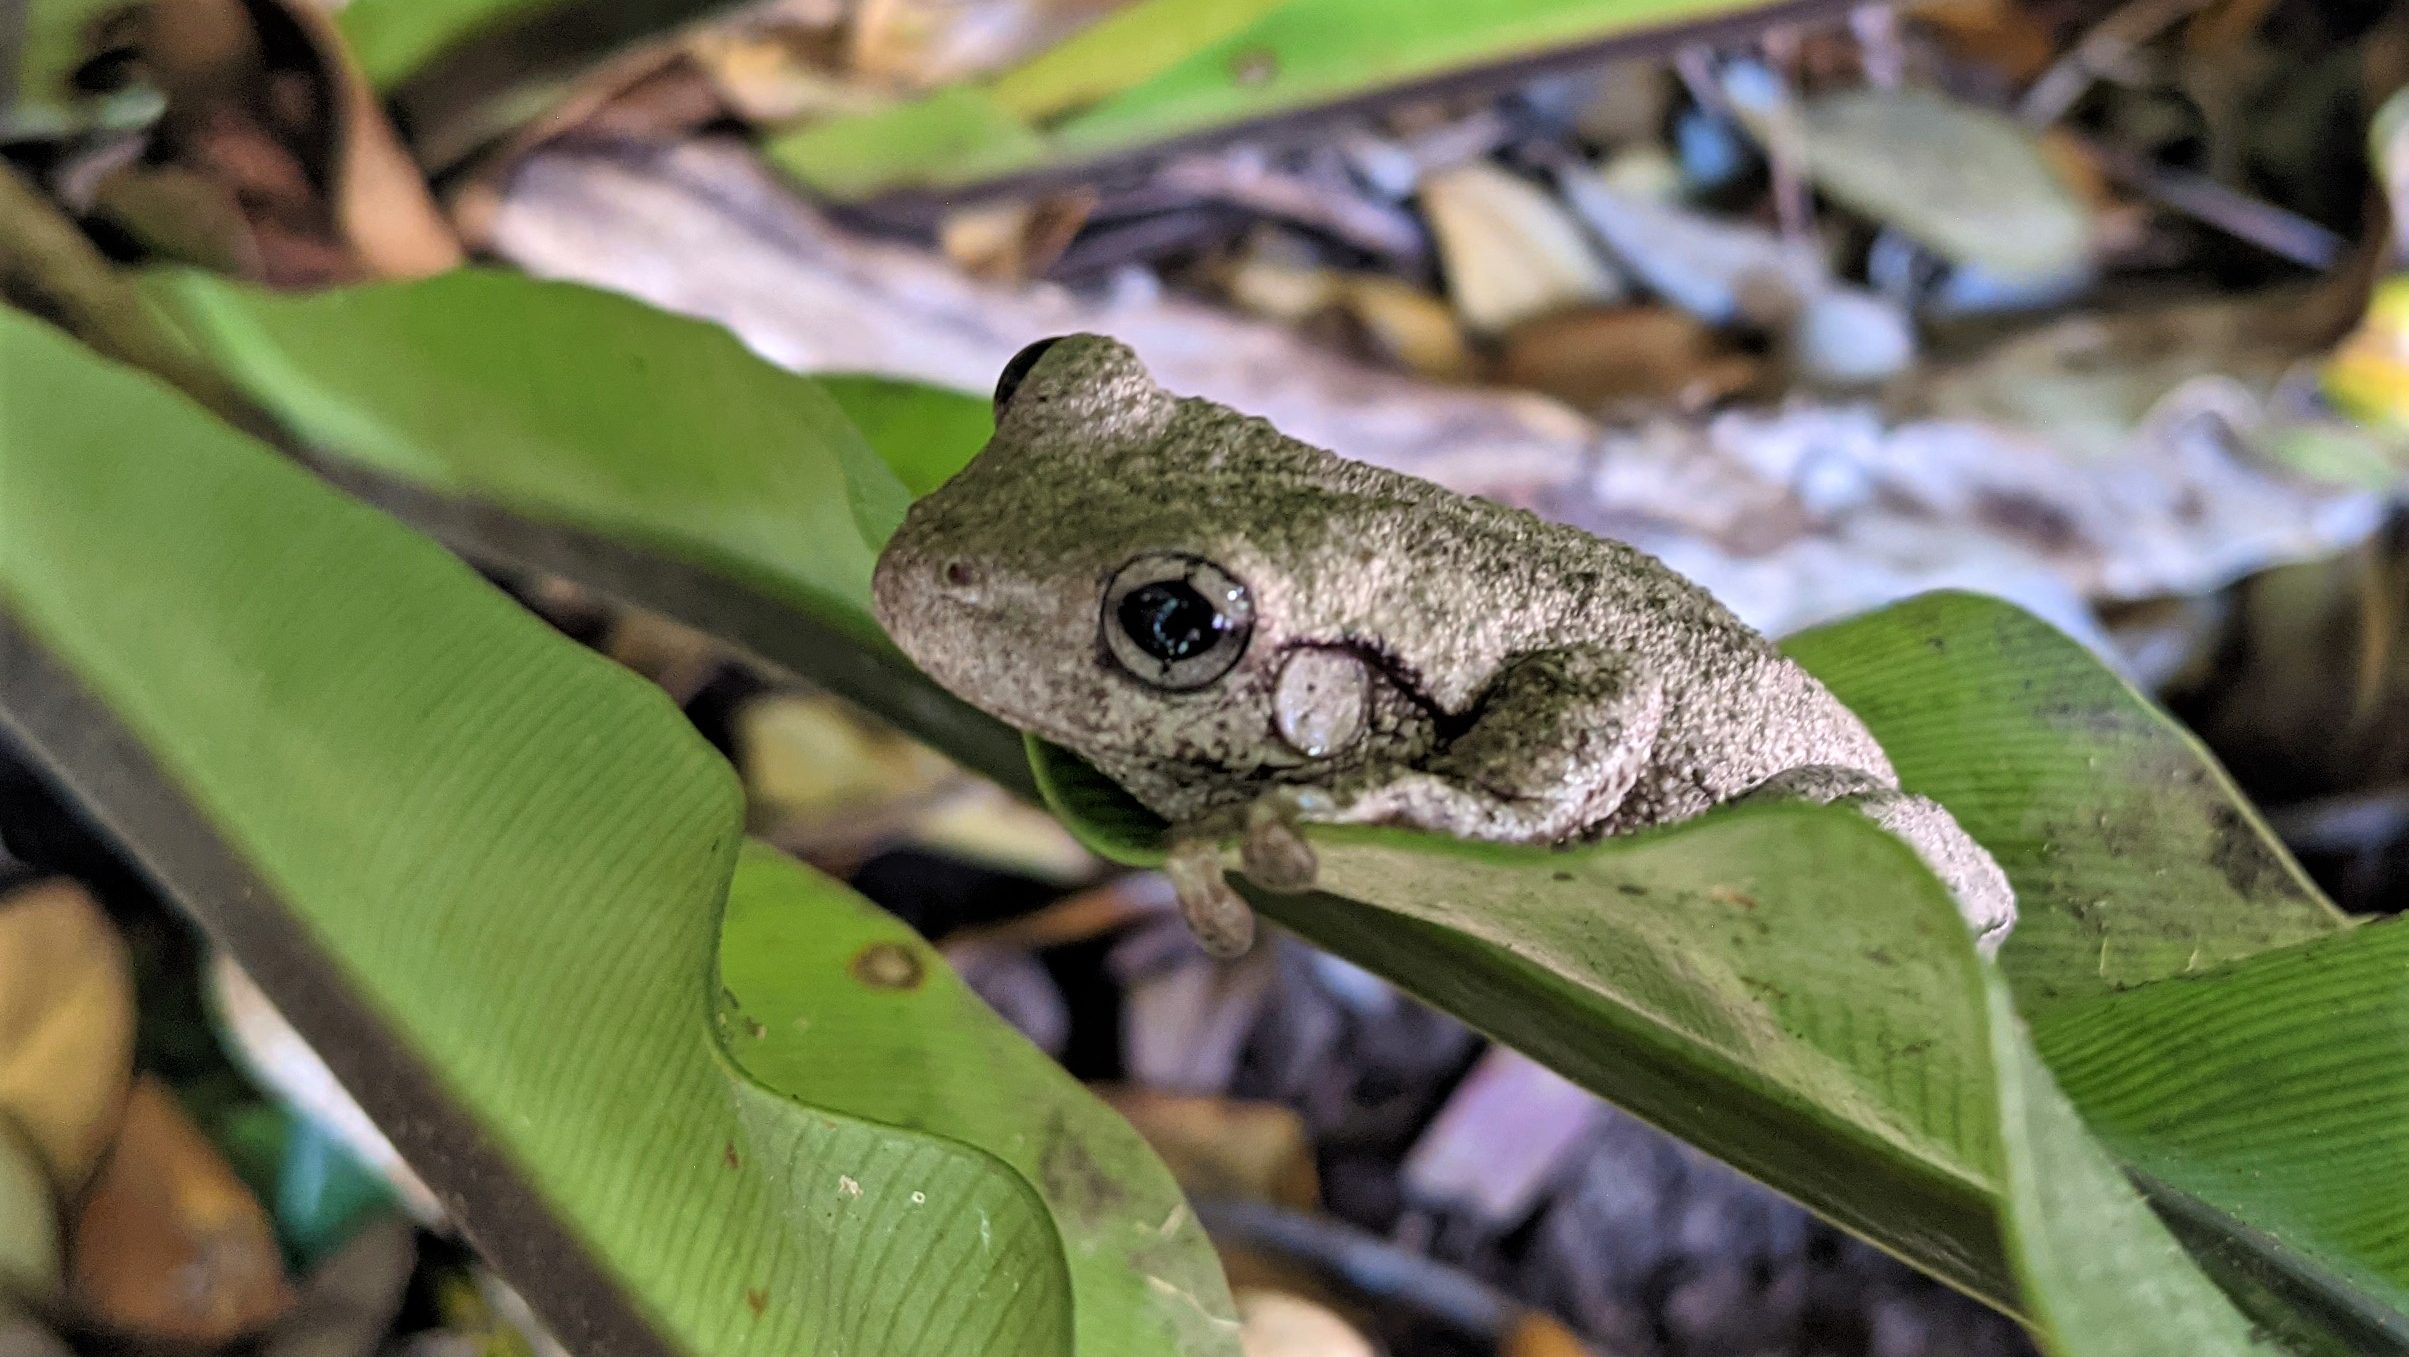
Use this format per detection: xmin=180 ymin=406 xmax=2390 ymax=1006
xmin=817 ymin=373 xmax=994 ymax=498
xmin=0 ymin=308 xmax=1236 ymax=1356
xmin=145 ymin=268 xmax=1028 ymax=790
xmin=2031 ymin=919 xmax=2409 ymax=1349
xmin=770 ymin=0 xmax=1812 ymax=201
xmin=1986 ymin=982 xmax=2275 ymax=1357
xmin=1784 ymin=593 xmax=2345 ymax=1012
xmin=1243 ymin=802 xmax=2017 ymax=1301
xmin=139 ymin=267 xmax=2387 ymax=1338
xmin=152 ymin=268 xmax=907 ymax=642
xmin=716 ymin=843 xmax=1235 ymax=1354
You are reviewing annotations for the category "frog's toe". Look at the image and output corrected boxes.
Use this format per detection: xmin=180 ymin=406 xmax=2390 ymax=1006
xmin=1164 ymin=844 xmax=1258 ymax=957
xmin=1241 ymin=797 xmax=1319 ymax=893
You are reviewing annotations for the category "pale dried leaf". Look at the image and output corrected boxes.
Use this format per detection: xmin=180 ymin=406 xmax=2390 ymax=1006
xmin=1225 ymin=229 xmax=1342 ymax=325
xmin=0 ymin=881 xmax=133 ymax=1193
xmin=1787 ymin=87 xmax=2094 ymax=280
xmin=1400 ymin=1048 xmax=1601 ymax=1229
xmin=685 ymin=27 xmax=885 ymax=124
xmin=907 ymin=785 xmax=1097 ymax=881
xmin=1334 ymin=275 xmax=1473 ymax=380
xmin=1419 ymin=161 xmax=1623 ymax=334
xmin=737 ymin=691 xmax=958 ymax=822
xmin=1234 ymin=1291 xmax=1376 ymax=1357
xmin=1552 ymin=166 xmax=1819 ymax=326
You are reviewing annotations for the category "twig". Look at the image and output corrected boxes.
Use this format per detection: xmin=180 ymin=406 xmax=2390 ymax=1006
xmin=2080 ymin=136 xmax=2347 ymax=270
xmin=1851 ymin=4 xmax=1905 ymax=89
xmin=2018 ymin=0 xmax=2216 ymax=126
xmin=1194 ymin=1198 xmax=1521 ymax=1341
xmin=1154 ymin=149 xmax=1429 ymax=266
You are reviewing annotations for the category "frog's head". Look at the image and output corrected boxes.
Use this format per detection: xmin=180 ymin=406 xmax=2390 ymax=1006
xmin=874 ymin=334 xmax=1367 ymax=784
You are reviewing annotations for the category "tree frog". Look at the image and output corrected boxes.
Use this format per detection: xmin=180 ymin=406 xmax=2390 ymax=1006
xmin=873 ymin=335 xmax=2016 ymax=957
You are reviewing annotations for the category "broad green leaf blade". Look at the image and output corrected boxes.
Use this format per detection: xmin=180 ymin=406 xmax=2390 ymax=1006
xmin=770 ymin=0 xmax=1823 ymax=201
xmin=1037 ymin=749 xmax=2296 ymax=1353
xmin=816 ymin=374 xmax=994 ymax=498
xmin=2031 ymin=918 xmax=2409 ymax=1347
xmin=1784 ymin=592 xmax=2345 ymax=1011
xmin=1986 ymin=983 xmax=2275 ymax=1357
xmin=717 ymin=844 xmax=1235 ymax=1355
xmin=146 ymin=268 xmax=1029 ymax=792
xmin=0 ymin=309 xmax=1236 ymax=1356
xmin=1246 ymin=810 xmax=2014 ymax=1302
xmin=135 ymin=268 xmax=2379 ymax=1336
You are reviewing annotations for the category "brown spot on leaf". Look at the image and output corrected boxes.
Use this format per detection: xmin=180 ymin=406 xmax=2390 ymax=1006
xmin=850 ymin=942 xmax=924 ymax=989
xmin=1229 ymin=47 xmax=1277 ymax=86
xmin=723 ymin=1141 xmax=741 ymax=1170
xmin=745 ymin=1287 xmax=767 ymax=1317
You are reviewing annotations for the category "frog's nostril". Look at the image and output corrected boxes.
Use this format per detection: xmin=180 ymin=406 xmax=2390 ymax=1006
xmin=940 ymin=559 xmax=981 ymax=594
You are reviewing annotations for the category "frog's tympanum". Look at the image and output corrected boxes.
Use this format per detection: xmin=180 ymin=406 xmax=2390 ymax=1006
xmin=873 ymin=335 xmax=2016 ymax=957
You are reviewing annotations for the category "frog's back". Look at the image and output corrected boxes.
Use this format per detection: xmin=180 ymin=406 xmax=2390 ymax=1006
xmin=1245 ymin=440 xmax=1896 ymax=819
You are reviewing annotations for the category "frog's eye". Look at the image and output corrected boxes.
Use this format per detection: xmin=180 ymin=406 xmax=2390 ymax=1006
xmin=993 ymin=337 xmax=1064 ymax=412
xmin=1101 ymin=554 xmax=1253 ymax=690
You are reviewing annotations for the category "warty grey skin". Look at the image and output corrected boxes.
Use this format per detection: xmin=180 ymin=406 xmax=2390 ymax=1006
xmin=872 ymin=334 xmax=2016 ymax=957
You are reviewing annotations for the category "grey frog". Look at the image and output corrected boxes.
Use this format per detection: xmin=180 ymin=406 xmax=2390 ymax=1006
xmin=872 ymin=335 xmax=2015 ymax=958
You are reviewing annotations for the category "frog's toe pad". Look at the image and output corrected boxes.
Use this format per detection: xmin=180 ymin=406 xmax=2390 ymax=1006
xmin=1241 ymin=799 xmax=1320 ymax=893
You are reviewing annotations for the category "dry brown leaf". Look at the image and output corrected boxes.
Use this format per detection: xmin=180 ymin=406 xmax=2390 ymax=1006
xmin=0 ymin=882 xmax=134 ymax=1195
xmin=279 ymin=0 xmax=463 ymax=278
xmin=939 ymin=191 xmax=1097 ymax=283
xmin=1100 ymin=1088 xmax=1319 ymax=1210
xmin=1419 ymin=161 xmax=1622 ymax=335
xmin=1336 ymin=275 xmax=1474 ymax=381
xmin=87 ymin=162 xmax=263 ymax=276
xmin=1497 ymin=305 xmax=1753 ymax=412
xmin=1234 ymin=1290 xmax=1377 ymax=1357
xmin=69 ymin=1077 xmax=295 ymax=1343
xmin=1905 ymin=0 xmax=2058 ymax=83
xmin=602 ymin=608 xmax=723 ymax=705
xmin=1503 ymin=1311 xmax=1604 ymax=1357
xmin=143 ymin=0 xmax=460 ymax=282
xmin=1225 ymin=229 xmax=1343 ymax=324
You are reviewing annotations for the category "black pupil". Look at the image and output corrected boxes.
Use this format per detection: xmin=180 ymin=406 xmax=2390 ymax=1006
xmin=1118 ymin=581 xmax=1225 ymax=663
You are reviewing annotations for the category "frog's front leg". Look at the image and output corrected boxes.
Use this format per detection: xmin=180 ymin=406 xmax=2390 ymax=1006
xmin=1740 ymin=766 xmax=2016 ymax=955
xmin=1240 ymin=646 xmax=1665 ymax=895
